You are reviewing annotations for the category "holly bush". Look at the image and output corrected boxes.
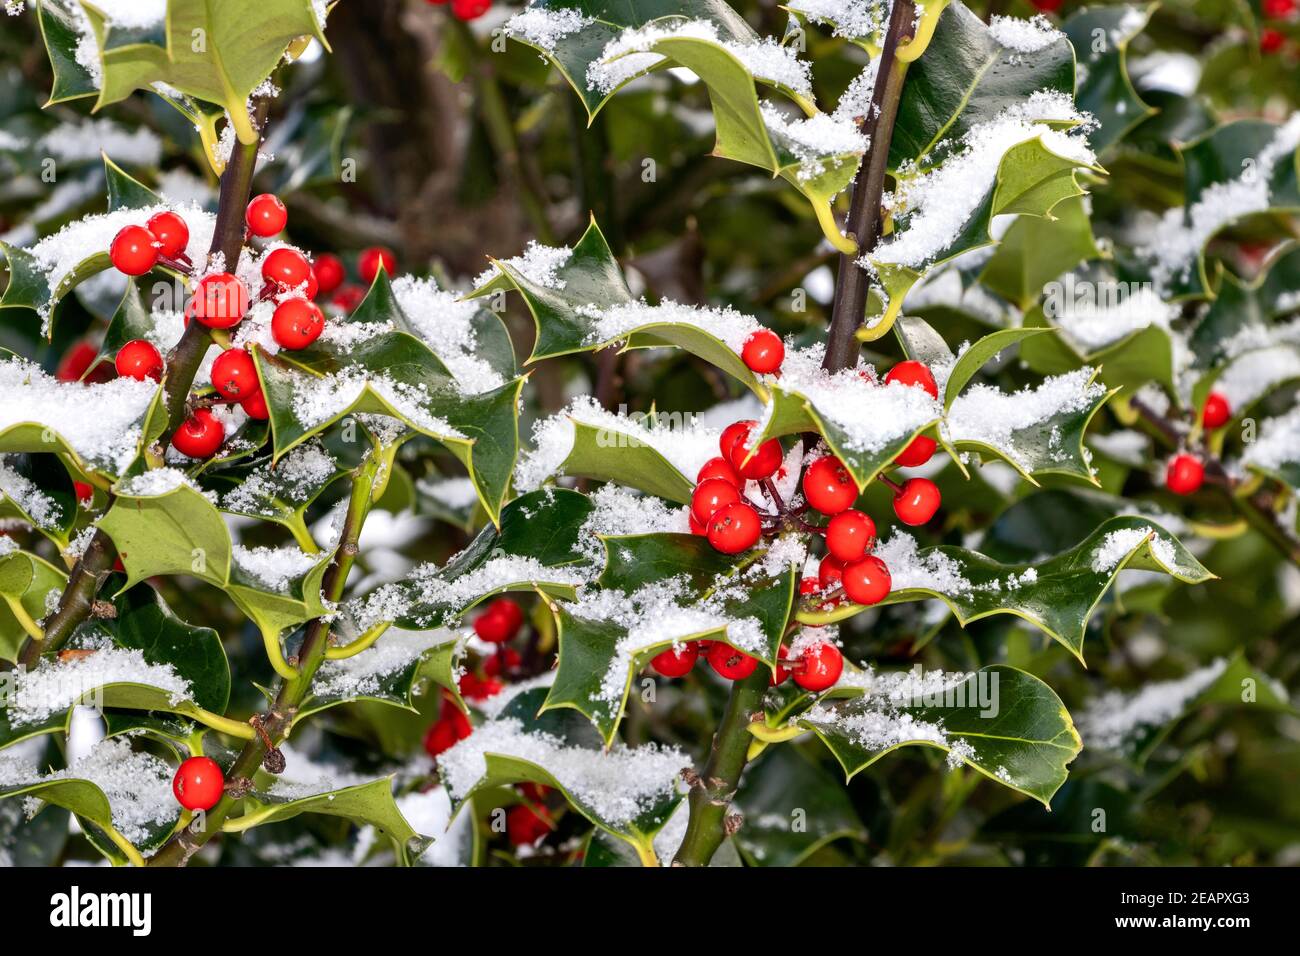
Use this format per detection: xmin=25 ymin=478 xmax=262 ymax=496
xmin=0 ymin=0 xmax=1297 ymax=870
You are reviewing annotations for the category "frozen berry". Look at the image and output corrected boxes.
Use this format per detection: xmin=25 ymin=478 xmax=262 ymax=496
xmin=893 ymin=477 xmax=941 ymax=526
xmin=312 ymin=253 xmax=345 ymax=295
xmin=707 ymin=642 xmax=758 ymax=680
xmin=697 ymin=456 xmax=740 ymax=487
xmin=271 ymin=298 xmax=324 ymax=350
xmin=817 ymin=555 xmax=844 ymax=590
xmin=691 ymin=477 xmax=741 ymax=527
xmin=884 ymin=360 xmax=938 ymax=399
xmin=506 ymin=803 xmax=552 ymax=846
xmin=109 ymin=225 xmax=158 ymax=276
xmin=358 ymin=246 xmax=397 ymax=284
xmin=1202 ymin=391 xmax=1231 ymax=430
xmin=261 ymin=247 xmax=311 ymax=289
xmin=793 ymin=641 xmax=843 ymax=692
xmin=707 ymin=501 xmax=761 ymax=554
xmin=245 ymin=193 xmax=287 ymax=237
xmin=146 ymin=211 xmax=189 ymax=259
xmin=803 ymin=456 xmax=857 ymax=515
xmin=191 ymin=273 xmax=249 ymax=328
xmin=741 ymin=328 xmax=784 ymax=374
xmin=171 ymin=408 xmax=225 ymax=458
xmin=114 ymin=339 xmax=163 ymax=381
xmin=1165 ymin=453 xmax=1204 ymax=495
xmin=210 ymin=347 xmax=258 ymax=400
xmin=825 ymin=509 xmax=876 ymax=562
xmin=651 ymin=642 xmax=699 ymax=678
xmin=172 ymin=756 xmax=224 ymax=811
xmin=842 ymin=555 xmax=891 ymax=606
xmin=894 ymin=435 xmax=936 ymax=468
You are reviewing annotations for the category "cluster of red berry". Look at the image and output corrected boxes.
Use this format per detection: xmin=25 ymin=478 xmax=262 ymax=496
xmin=1261 ymin=0 xmax=1297 ymax=54
xmin=651 ymin=635 xmax=844 ymax=691
xmin=505 ymin=783 xmax=555 ymax=847
xmin=107 ymin=195 xmax=399 ymax=460
xmin=1164 ymin=390 xmax=1231 ymax=496
xmin=424 ymin=0 xmax=492 ymax=21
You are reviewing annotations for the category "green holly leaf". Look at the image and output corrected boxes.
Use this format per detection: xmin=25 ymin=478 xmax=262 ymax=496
xmin=977 ymin=196 xmax=1101 ymax=310
xmin=733 ymin=745 xmax=868 ymax=866
xmin=1021 ymin=302 xmax=1177 ymax=398
xmin=35 ymin=0 xmax=99 ymax=105
xmin=439 ymin=687 xmax=687 ymax=865
xmin=802 ymin=516 xmax=1212 ymax=662
xmin=230 ymin=776 xmax=432 ymax=865
xmin=339 ymin=489 xmax=594 ymax=638
xmin=97 ymin=478 xmax=334 ymax=668
xmin=1063 ymin=4 xmax=1156 ymax=154
xmin=0 ymin=548 xmax=67 ymax=664
xmin=78 ymin=0 xmax=327 ymax=143
xmin=0 ymin=453 xmax=79 ymax=549
xmin=941 ymin=327 xmax=1053 ymax=411
xmin=1189 ymin=245 xmax=1300 ymax=370
xmin=543 ymin=534 xmax=798 ymax=745
xmin=1242 ymin=406 xmax=1300 ymax=489
xmin=502 ymin=0 xmax=761 ymax=119
xmin=1078 ymin=655 xmax=1293 ymax=765
xmin=800 ymin=665 xmax=1081 ymax=806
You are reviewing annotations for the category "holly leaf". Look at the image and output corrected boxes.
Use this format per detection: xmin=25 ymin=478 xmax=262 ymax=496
xmin=733 ymin=745 xmax=868 ymax=866
xmin=0 ymin=548 xmax=67 ymax=664
xmin=941 ymin=327 xmax=1052 ymax=410
xmin=801 ymin=665 xmax=1081 ymax=806
xmin=977 ymin=196 xmax=1101 ymax=310
xmin=440 ymin=687 xmax=687 ymax=865
xmin=0 ymin=453 xmax=79 ymax=549
xmin=231 ymin=777 xmax=432 ymax=865
xmin=802 ymin=517 xmax=1212 ymax=662
xmin=1062 ymin=4 xmax=1156 ymax=154
xmin=35 ymin=0 xmax=99 ymax=105
xmin=338 ymin=489 xmax=594 ymax=638
xmin=543 ymin=534 xmax=798 ymax=745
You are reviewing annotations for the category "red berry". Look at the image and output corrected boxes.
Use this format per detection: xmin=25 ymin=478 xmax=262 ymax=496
xmin=114 ymin=339 xmax=163 ymax=382
xmin=893 ymin=477 xmax=941 ymax=526
xmin=505 ymin=803 xmax=552 ymax=846
xmin=841 ymin=555 xmax=891 ymax=606
xmin=689 ymin=512 xmax=707 ymax=535
xmin=719 ymin=420 xmax=756 ymax=461
xmin=825 ymin=509 xmax=876 ymax=563
xmin=423 ymin=720 xmax=459 ymax=757
xmin=146 ymin=211 xmax=189 ymax=259
xmin=707 ymin=501 xmax=761 ymax=554
xmin=691 ymin=477 xmax=741 ymax=526
xmin=172 ymin=756 xmax=224 ymax=811
xmin=451 ymin=0 xmax=492 ymax=20
xmin=707 ymin=642 xmax=758 ymax=680
xmin=331 ymin=284 xmax=366 ymax=313
xmin=1264 ymin=0 xmax=1295 ymax=18
xmin=358 ymin=246 xmax=397 ymax=284
xmin=171 ymin=408 xmax=225 ymax=458
xmin=1261 ymin=27 xmax=1286 ymax=52
xmin=894 ymin=435 xmax=936 ymax=468
xmin=651 ymin=642 xmax=699 ymax=678
xmin=271 ymin=298 xmax=325 ymax=350
xmin=724 ymin=422 xmax=782 ymax=480
xmin=241 ymin=389 xmax=269 ymax=420
xmin=771 ymin=643 xmax=793 ymax=686
xmin=884 ymin=360 xmax=938 ymax=399
xmin=1165 ymin=453 xmax=1204 ymax=495
xmin=799 ymin=576 xmax=820 ymax=595
xmin=474 ymin=598 xmax=523 ymax=643
xmin=741 ymin=328 xmax=784 ymax=374
xmin=1202 ymin=391 xmax=1231 ymax=430
xmin=245 ymin=193 xmax=287 ymax=237
xmin=1030 ymin=0 xmax=1063 ymax=11
xmin=74 ymin=481 xmax=94 ymax=503
xmin=261 ymin=247 xmax=312 ymax=289
xmin=210 ymin=348 xmax=259 ymax=400
xmin=56 ymin=342 xmax=99 ymax=382
xmin=483 ymin=646 xmax=522 ymax=678
xmin=793 ymin=641 xmax=843 ymax=692
xmin=459 ymin=672 xmax=504 ymax=700
xmin=109 ymin=224 xmax=158 ymax=276
xmin=817 ymin=555 xmax=844 ymax=590
xmin=312 ymin=253 xmax=345 ymax=295
xmin=803 ymin=456 xmax=857 ymax=515
xmin=697 ymin=456 xmax=740 ymax=487
xmin=190 ymin=273 xmax=249 ymax=329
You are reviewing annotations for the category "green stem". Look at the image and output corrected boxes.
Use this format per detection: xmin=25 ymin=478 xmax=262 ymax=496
xmin=147 ymin=452 xmax=381 ymax=867
xmin=671 ymin=669 xmax=769 ymax=867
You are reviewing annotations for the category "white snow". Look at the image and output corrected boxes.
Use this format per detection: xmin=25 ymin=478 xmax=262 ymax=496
xmin=1212 ymin=345 xmax=1300 ymax=412
xmin=219 ymin=441 xmax=338 ymax=517
xmin=0 ymin=457 xmax=64 ymax=529
xmin=503 ymin=7 xmax=594 ymax=53
xmin=1090 ymin=525 xmax=1178 ymax=574
xmin=1048 ymin=280 xmax=1177 ymax=353
xmin=7 ymin=644 xmax=191 ymax=726
xmin=1243 ymin=406 xmax=1300 ymax=474
xmin=579 ymin=298 xmax=770 ymax=354
xmin=391 ymin=276 xmax=507 ymax=395
xmin=988 ymin=15 xmax=1064 ymax=53
xmin=232 ymin=544 xmax=318 ymax=593
xmin=474 ymin=241 xmax=572 ymax=291
xmin=311 ymin=628 xmax=455 ymax=700
xmin=786 ymin=0 xmax=886 ymax=41
xmin=1078 ymin=658 xmax=1229 ymax=750
xmin=762 ymin=105 xmax=868 ymax=188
